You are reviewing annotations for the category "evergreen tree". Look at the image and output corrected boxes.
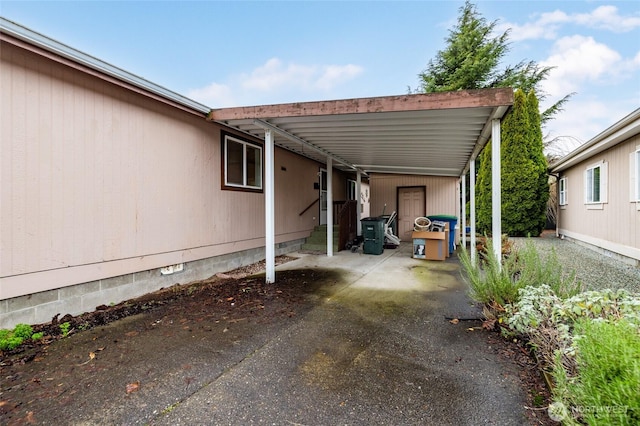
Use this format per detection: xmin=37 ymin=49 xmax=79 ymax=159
xmin=475 ymin=141 xmax=492 ymax=234
xmin=476 ymin=90 xmax=549 ymax=236
xmin=526 ymin=90 xmax=550 ymax=234
xmin=500 ymin=90 xmax=539 ymax=236
xmin=416 ymin=1 xmax=572 ymax=125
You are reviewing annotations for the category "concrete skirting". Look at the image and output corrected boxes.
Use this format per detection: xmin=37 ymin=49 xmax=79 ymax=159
xmin=0 ymin=239 xmax=304 ymax=329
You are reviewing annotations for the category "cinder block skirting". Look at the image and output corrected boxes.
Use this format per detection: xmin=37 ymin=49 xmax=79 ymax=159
xmin=0 ymin=239 xmax=304 ymax=329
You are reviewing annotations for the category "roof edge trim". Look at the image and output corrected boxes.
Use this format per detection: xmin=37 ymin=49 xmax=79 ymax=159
xmin=0 ymin=17 xmax=210 ymax=115
xmin=550 ymin=108 xmax=640 ymax=172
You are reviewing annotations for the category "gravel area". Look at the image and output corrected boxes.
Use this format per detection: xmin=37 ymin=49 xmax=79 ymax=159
xmin=511 ymin=235 xmax=640 ymax=294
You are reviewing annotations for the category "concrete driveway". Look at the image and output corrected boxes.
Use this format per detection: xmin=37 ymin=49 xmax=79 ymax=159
xmin=2 ymin=243 xmax=537 ymax=426
xmin=154 ymin=243 xmax=531 ymax=425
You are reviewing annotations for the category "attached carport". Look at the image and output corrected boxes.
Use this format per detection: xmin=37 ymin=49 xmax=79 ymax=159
xmin=208 ymin=89 xmax=513 ymax=282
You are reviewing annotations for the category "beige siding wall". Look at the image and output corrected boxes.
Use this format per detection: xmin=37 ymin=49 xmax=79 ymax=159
xmin=0 ymin=41 xmax=322 ymax=300
xmin=557 ymin=136 xmax=640 ymax=261
xmin=369 ymin=174 xmax=460 ymax=218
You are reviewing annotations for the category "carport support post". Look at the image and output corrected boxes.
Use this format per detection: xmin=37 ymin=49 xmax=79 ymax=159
xmin=326 ymin=157 xmax=333 ymax=257
xmin=356 ymin=170 xmax=362 ymax=236
xmin=491 ymin=119 xmax=502 ymax=264
xmin=470 ymin=159 xmax=477 ymax=262
xmin=265 ymin=128 xmax=275 ymax=283
xmin=461 ymin=174 xmax=466 ymax=249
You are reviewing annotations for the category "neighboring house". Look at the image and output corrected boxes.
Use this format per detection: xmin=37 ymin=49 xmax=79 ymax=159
xmin=1 ymin=18 xmax=513 ymax=328
xmin=551 ymin=108 xmax=640 ymax=266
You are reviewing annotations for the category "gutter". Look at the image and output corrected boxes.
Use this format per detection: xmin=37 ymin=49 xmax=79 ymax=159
xmin=0 ymin=17 xmax=210 ymax=115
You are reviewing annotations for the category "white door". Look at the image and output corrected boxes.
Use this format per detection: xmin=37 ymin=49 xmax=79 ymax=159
xmin=319 ymin=168 xmax=328 ymax=225
xmin=398 ymin=187 xmax=426 ymax=241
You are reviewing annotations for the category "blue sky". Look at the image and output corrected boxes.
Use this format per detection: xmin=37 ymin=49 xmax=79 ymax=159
xmin=1 ymin=1 xmax=639 ymax=155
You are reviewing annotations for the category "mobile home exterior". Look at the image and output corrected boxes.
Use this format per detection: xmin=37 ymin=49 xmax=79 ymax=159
xmin=0 ymin=21 xmax=350 ymax=328
xmin=551 ymin=108 xmax=640 ymax=266
xmin=1 ymin=18 xmax=514 ymax=329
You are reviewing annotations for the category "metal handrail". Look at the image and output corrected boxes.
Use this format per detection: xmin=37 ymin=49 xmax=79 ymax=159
xmin=299 ymin=197 xmax=320 ymax=216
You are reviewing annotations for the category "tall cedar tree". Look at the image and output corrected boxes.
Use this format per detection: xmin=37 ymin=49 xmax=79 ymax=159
xmin=501 ymin=90 xmax=540 ymax=236
xmin=417 ymin=1 xmax=560 ymax=234
xmin=417 ymin=1 xmax=559 ymax=99
xmin=477 ymin=90 xmax=548 ymax=236
xmin=526 ymin=90 xmax=550 ymax=234
xmin=476 ymin=141 xmax=492 ymax=234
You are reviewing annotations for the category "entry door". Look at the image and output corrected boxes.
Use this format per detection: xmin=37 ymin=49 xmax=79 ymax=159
xmin=398 ymin=187 xmax=425 ymax=241
xmin=319 ymin=168 xmax=328 ymax=225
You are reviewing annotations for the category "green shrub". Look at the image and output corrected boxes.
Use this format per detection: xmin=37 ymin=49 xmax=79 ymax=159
xmin=552 ymin=319 xmax=640 ymax=425
xmin=60 ymin=321 xmax=71 ymax=337
xmin=13 ymin=323 xmax=33 ymax=339
xmin=506 ymin=286 xmax=640 ymax=374
xmin=459 ymin=237 xmax=523 ymax=307
xmin=31 ymin=332 xmax=44 ymax=340
xmin=459 ymin=239 xmax=582 ymax=309
xmin=0 ymin=323 xmax=35 ymax=351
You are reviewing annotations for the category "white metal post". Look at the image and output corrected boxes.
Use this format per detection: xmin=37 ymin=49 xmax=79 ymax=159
xmin=470 ymin=159 xmax=476 ymax=263
xmin=326 ymin=157 xmax=333 ymax=257
xmin=356 ymin=170 xmax=362 ymax=236
xmin=265 ymin=129 xmax=275 ymax=283
xmin=491 ymin=119 xmax=502 ymax=263
xmin=461 ymin=174 xmax=466 ymax=248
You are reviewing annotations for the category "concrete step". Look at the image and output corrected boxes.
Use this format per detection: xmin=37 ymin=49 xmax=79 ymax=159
xmin=305 ymin=235 xmax=339 ymax=244
xmin=301 ymin=243 xmax=339 ymax=252
xmin=313 ymin=225 xmax=340 ymax=232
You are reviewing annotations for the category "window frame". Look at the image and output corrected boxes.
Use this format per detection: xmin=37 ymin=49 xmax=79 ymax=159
xmin=221 ymin=131 xmax=263 ymax=192
xmin=634 ymin=146 xmax=640 ymax=203
xmin=585 ymin=163 xmax=602 ymax=204
xmin=559 ymin=177 xmax=568 ymax=206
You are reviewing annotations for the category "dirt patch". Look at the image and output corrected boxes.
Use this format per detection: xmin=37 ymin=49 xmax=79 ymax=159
xmin=486 ymin=332 xmax=556 ymax=426
xmin=1 ymin=256 xmax=298 ymax=363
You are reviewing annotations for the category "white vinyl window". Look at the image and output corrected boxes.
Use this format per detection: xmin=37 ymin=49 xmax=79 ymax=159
xmin=584 ymin=161 xmax=608 ymax=205
xmin=223 ymin=133 xmax=262 ymax=191
xmin=559 ymin=177 xmax=568 ymax=206
xmin=632 ymin=147 xmax=640 ymax=202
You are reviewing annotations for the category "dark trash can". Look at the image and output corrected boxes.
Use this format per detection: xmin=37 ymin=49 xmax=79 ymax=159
xmin=427 ymin=215 xmax=458 ymax=254
xmin=361 ymin=217 xmax=385 ymax=255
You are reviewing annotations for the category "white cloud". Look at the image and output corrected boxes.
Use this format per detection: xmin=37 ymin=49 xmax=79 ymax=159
xmin=540 ymin=35 xmax=621 ymax=96
xmin=241 ymin=58 xmax=316 ymax=92
xmin=572 ymin=5 xmax=640 ymax=33
xmin=186 ymin=58 xmax=363 ymax=107
xmin=186 ymin=82 xmax=235 ymax=108
xmin=545 ymin=98 xmax=632 ymax=146
xmin=503 ymin=5 xmax=640 ymax=42
xmin=315 ymin=64 xmax=363 ymax=90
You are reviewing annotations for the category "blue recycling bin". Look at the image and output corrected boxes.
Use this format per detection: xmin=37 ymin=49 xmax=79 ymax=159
xmin=427 ymin=215 xmax=458 ymax=254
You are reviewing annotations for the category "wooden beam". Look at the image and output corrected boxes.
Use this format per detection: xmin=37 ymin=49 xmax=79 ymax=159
xmin=208 ymin=89 xmax=514 ymax=121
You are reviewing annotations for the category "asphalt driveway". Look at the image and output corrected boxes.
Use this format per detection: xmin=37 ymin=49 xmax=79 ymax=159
xmin=2 ymin=243 xmax=539 ymax=425
xmin=155 ymin=244 xmax=532 ymax=425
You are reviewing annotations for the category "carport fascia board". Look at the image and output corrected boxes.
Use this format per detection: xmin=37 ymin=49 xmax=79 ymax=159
xmin=208 ymin=89 xmax=513 ymax=120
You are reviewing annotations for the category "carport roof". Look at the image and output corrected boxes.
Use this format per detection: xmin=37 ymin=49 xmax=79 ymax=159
xmin=209 ymin=89 xmax=513 ymax=177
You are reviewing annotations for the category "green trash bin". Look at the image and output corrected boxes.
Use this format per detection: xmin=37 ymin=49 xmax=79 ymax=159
xmin=427 ymin=215 xmax=458 ymax=254
xmin=361 ymin=217 xmax=385 ymax=255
